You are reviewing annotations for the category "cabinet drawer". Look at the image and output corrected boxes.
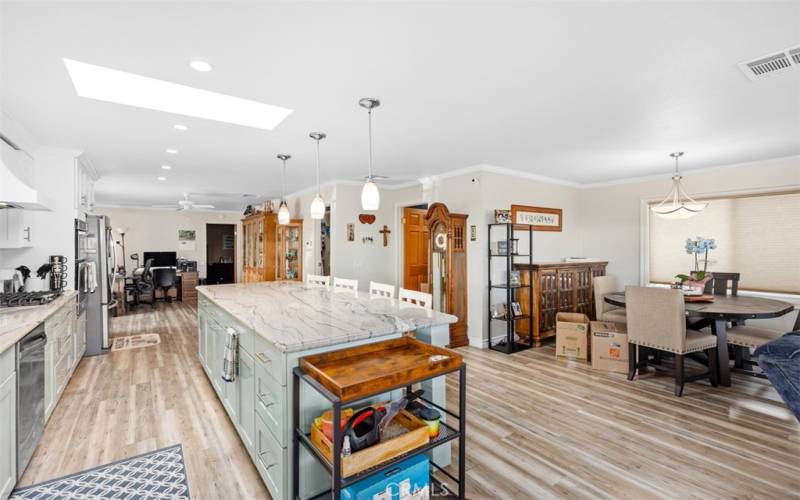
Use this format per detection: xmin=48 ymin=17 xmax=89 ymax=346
xmin=208 ymin=311 xmax=254 ymax=356
xmin=253 ymin=334 xmax=285 ymax=386
xmin=54 ymin=338 xmax=73 ymax=393
xmin=0 ymin=348 xmax=14 ymax=381
xmin=255 ymin=411 xmax=285 ymax=500
xmin=255 ymin=363 xmax=285 ymax=446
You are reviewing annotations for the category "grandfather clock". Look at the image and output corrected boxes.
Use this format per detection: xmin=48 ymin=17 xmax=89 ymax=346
xmin=425 ymin=203 xmax=469 ymax=348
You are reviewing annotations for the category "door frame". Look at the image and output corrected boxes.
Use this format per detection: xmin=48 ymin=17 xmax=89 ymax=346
xmin=205 ymin=223 xmax=237 ymax=284
xmin=393 ymin=198 xmax=428 ymax=289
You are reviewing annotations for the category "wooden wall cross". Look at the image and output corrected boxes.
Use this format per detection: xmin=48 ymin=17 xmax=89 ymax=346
xmin=379 ymin=225 xmax=391 ymax=247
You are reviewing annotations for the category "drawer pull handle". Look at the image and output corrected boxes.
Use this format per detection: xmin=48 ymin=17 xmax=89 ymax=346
xmin=258 ymin=393 xmax=275 ymax=407
xmin=259 ymin=451 xmax=276 ymax=468
xmin=255 ymin=352 xmax=271 ymax=364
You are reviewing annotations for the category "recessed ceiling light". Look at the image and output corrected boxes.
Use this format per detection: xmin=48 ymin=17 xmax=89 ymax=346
xmin=161 ymin=165 xmax=172 ymax=170
xmin=173 ymin=124 xmax=188 ymax=131
xmin=166 ymin=148 xmax=178 ymax=154
xmin=63 ymin=58 xmax=293 ymax=130
xmin=157 ymin=176 xmax=167 ymax=181
xmin=189 ymin=58 xmax=213 ymax=72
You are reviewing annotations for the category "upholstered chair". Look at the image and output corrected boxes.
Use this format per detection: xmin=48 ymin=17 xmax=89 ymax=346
xmin=593 ymin=275 xmax=626 ymax=323
xmin=625 ymin=286 xmax=718 ymax=396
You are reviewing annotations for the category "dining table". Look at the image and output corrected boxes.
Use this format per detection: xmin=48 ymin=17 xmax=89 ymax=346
xmin=604 ymin=291 xmax=795 ymax=387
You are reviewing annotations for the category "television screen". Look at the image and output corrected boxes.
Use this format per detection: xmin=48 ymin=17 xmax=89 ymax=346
xmin=143 ymin=251 xmax=177 ymax=267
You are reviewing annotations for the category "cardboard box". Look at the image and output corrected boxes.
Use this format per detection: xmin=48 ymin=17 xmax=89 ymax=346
xmin=590 ymin=321 xmax=629 ymax=374
xmin=556 ymin=312 xmax=591 ymax=361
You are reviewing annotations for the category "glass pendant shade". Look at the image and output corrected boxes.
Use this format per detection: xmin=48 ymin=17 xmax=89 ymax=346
xmin=651 ymin=152 xmax=707 ymax=220
xmin=359 ymin=97 xmax=381 ymax=211
xmin=361 ymin=179 xmax=380 ymax=211
xmin=276 ymin=153 xmax=291 ymax=225
xmin=277 ymin=201 xmax=290 ymax=225
xmin=310 ymin=194 xmax=325 ymax=220
xmin=309 ymin=132 xmax=326 ymax=220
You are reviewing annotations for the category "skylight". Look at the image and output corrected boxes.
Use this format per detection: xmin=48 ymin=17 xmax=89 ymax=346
xmin=63 ymin=58 xmax=292 ymax=130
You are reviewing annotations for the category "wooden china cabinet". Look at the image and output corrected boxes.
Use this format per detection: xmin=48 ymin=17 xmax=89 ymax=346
xmin=425 ymin=203 xmax=469 ymax=348
xmin=241 ymin=212 xmax=303 ymax=282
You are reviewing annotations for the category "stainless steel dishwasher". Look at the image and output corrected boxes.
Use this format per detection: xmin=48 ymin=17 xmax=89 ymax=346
xmin=16 ymin=324 xmax=46 ymax=479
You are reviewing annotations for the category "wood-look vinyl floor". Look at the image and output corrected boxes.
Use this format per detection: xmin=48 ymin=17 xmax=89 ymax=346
xmin=19 ymin=302 xmax=800 ymax=499
xmin=19 ymin=302 xmax=269 ymax=499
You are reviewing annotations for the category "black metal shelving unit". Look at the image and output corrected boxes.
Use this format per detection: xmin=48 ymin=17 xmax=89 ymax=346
xmin=488 ymin=222 xmax=535 ymax=354
xmin=292 ymin=364 xmax=467 ymax=499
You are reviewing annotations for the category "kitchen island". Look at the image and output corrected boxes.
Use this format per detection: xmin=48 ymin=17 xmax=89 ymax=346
xmin=196 ymin=282 xmax=457 ymax=500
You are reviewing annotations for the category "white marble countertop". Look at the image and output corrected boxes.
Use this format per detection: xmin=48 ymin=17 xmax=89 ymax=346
xmin=197 ymin=282 xmax=457 ymax=353
xmin=0 ymin=291 xmax=77 ymax=353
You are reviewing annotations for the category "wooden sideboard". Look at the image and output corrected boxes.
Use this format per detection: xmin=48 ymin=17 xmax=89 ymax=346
xmin=515 ymin=261 xmax=608 ymax=346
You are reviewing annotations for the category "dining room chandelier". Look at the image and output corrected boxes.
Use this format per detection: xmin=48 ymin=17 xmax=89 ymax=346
xmin=277 ymin=154 xmax=291 ymax=225
xmin=359 ymin=97 xmax=381 ymax=211
xmin=309 ymin=132 xmax=326 ymax=220
xmin=651 ymin=152 xmax=708 ymax=220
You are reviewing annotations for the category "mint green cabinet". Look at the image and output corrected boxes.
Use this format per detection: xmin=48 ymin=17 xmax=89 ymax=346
xmin=238 ymin=350 xmax=255 ymax=455
xmin=0 ymin=364 xmax=16 ymax=499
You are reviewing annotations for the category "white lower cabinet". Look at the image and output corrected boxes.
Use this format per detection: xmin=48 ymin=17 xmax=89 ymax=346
xmin=0 ymin=371 xmax=16 ymax=500
xmin=238 ymin=350 xmax=255 ymax=454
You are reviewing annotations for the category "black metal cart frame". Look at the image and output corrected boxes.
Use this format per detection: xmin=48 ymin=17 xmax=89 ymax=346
xmin=291 ymin=364 xmax=467 ymax=499
xmin=487 ymin=222 xmax=535 ymax=354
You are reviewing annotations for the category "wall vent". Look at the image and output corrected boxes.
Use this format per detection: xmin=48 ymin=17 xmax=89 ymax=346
xmin=738 ymin=45 xmax=800 ymax=81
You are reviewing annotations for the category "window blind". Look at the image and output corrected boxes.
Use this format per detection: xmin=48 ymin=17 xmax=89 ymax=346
xmin=649 ymin=191 xmax=800 ymax=294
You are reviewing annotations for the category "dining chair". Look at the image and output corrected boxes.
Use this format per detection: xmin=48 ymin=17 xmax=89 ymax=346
xmin=703 ymin=272 xmax=740 ymax=296
xmin=369 ymin=281 xmax=395 ymax=299
xmin=592 ymin=275 xmax=626 ymax=323
xmin=333 ymin=277 xmax=358 ymax=295
xmin=625 ymin=286 xmax=718 ymax=396
xmin=725 ymin=310 xmax=799 ymax=373
xmin=398 ymin=288 xmax=433 ymax=309
xmin=306 ymin=274 xmax=330 ymax=288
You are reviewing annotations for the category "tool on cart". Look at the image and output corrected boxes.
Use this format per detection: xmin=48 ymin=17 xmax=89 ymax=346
xmin=379 ymin=389 xmax=424 ymax=430
xmin=342 ymin=406 xmax=386 ymax=452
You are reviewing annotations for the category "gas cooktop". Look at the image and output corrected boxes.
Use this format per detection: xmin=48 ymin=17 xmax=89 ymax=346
xmin=0 ymin=291 xmax=63 ymax=308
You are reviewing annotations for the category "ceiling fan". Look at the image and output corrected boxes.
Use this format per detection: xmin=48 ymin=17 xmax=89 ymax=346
xmin=152 ymin=193 xmax=215 ymax=211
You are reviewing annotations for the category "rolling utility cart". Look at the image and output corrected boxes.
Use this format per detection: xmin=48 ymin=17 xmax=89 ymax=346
xmin=292 ymin=337 xmax=467 ymax=499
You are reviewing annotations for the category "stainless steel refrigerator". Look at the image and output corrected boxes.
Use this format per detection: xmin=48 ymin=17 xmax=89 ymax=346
xmin=85 ymin=215 xmax=116 ymax=355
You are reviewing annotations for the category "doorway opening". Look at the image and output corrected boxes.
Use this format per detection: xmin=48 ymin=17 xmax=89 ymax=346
xmin=320 ymin=207 xmax=331 ymax=276
xmin=401 ymin=204 xmax=429 ymax=292
xmin=206 ymin=223 xmax=236 ymax=284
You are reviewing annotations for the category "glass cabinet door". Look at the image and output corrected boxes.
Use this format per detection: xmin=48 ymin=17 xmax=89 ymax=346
xmin=281 ymin=224 xmax=301 ymax=280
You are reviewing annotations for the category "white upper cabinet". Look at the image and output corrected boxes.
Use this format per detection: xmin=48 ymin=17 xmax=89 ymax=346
xmin=0 ymin=208 xmax=34 ymax=248
xmin=74 ymin=156 xmax=97 ymax=214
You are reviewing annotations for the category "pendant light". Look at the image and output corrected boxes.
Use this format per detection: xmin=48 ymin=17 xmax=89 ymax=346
xmin=359 ymin=97 xmax=381 ymax=211
xmin=651 ymin=152 xmax=708 ymax=220
xmin=309 ymin=132 xmax=326 ymax=220
xmin=277 ymin=154 xmax=291 ymax=225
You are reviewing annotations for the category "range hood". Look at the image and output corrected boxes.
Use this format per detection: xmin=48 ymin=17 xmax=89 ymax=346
xmin=0 ymin=132 xmax=51 ymax=210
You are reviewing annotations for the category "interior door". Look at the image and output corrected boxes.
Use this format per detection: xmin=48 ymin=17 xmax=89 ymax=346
xmin=403 ymin=208 xmax=429 ymax=292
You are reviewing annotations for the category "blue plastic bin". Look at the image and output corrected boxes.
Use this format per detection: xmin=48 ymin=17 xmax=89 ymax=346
xmin=341 ymin=454 xmax=430 ymax=500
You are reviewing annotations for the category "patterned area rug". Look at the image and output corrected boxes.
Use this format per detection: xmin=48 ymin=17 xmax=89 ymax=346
xmin=11 ymin=444 xmax=190 ymax=499
xmin=111 ymin=333 xmax=161 ymax=352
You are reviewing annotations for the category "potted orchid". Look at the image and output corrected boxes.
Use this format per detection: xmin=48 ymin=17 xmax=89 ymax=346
xmin=675 ymin=237 xmax=716 ymax=292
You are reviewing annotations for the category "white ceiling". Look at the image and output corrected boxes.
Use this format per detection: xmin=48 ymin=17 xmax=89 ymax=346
xmin=2 ymin=1 xmax=799 ymax=210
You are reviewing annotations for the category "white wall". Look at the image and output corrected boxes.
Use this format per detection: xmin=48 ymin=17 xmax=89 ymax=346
xmin=93 ymin=207 xmax=244 ymax=281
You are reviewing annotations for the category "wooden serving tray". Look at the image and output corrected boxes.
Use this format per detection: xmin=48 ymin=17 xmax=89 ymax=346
xmin=684 ymin=294 xmax=715 ymax=303
xmin=310 ymin=408 xmax=429 ymax=477
xmin=299 ymin=337 xmax=463 ymax=402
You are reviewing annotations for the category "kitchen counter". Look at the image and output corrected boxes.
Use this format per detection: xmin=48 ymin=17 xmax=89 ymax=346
xmin=197 ymin=281 xmax=457 ymax=353
xmin=0 ymin=291 xmax=77 ymax=353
